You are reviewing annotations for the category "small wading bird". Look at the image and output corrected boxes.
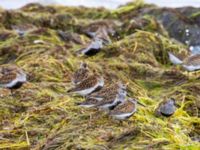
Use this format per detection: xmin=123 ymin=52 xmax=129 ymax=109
xmin=72 ymin=62 xmax=90 ymax=85
xmin=11 ymin=24 xmax=36 ymax=37
xmin=155 ymin=98 xmax=176 ymax=117
xmin=94 ymin=86 xmax=127 ymax=110
xmin=87 ymin=82 xmax=127 ymax=101
xmin=168 ymin=52 xmax=200 ymax=72
xmin=77 ymin=82 xmax=128 ymax=108
xmin=67 ymin=74 xmax=104 ymax=96
xmin=81 ymin=20 xmax=117 ymax=38
xmin=94 ymin=27 xmax=112 ymax=45
xmin=76 ymin=97 xmax=99 ymax=108
xmin=57 ymin=30 xmax=83 ymax=45
xmin=76 ymin=38 xmax=104 ymax=56
xmin=0 ymin=65 xmax=27 ymax=94
xmin=76 ymin=28 xmax=111 ymax=56
xmin=109 ymin=98 xmax=137 ymax=120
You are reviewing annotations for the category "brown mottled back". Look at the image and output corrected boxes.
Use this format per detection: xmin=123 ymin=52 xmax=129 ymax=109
xmin=110 ymin=100 xmax=136 ymax=115
xmin=184 ymin=54 xmax=200 ymax=66
xmin=82 ymin=20 xmax=117 ymax=38
xmin=84 ymin=20 xmax=112 ymax=33
xmin=12 ymin=24 xmax=36 ymax=32
xmin=0 ymin=72 xmax=17 ymax=84
xmin=70 ymin=74 xmax=99 ymax=92
xmin=0 ymin=66 xmax=19 ymax=84
xmin=73 ymin=67 xmax=89 ymax=84
xmin=95 ymin=94 xmax=117 ymax=106
xmin=89 ymin=83 xmax=118 ymax=98
xmin=95 ymin=27 xmax=111 ymax=43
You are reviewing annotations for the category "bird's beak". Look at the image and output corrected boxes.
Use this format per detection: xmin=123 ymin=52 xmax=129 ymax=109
xmin=137 ymin=101 xmax=146 ymax=107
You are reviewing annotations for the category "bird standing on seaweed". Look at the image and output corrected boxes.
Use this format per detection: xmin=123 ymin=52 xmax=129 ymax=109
xmin=168 ymin=52 xmax=200 ymax=72
xmin=68 ymin=73 xmax=104 ymax=96
xmin=109 ymin=98 xmax=137 ymax=120
xmin=155 ymin=98 xmax=176 ymax=117
xmin=76 ymin=27 xmax=111 ymax=56
xmin=94 ymin=86 xmax=127 ymax=110
xmin=72 ymin=62 xmax=90 ymax=85
xmin=78 ymin=82 xmax=127 ymax=108
xmin=0 ymin=65 xmax=27 ymax=95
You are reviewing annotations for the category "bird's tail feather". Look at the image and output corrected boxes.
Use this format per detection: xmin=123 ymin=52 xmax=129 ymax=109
xmin=67 ymin=88 xmax=75 ymax=93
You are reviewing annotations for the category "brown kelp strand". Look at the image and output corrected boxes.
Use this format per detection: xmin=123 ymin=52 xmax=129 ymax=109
xmin=0 ymin=0 xmax=199 ymax=149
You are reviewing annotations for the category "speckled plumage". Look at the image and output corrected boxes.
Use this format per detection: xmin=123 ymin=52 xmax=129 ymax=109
xmin=11 ymin=24 xmax=36 ymax=37
xmin=68 ymin=74 xmax=104 ymax=96
xmin=88 ymin=84 xmax=117 ymax=100
xmin=0 ymin=65 xmax=27 ymax=89
xmin=77 ymin=26 xmax=112 ymax=56
xmin=0 ymin=72 xmax=17 ymax=84
xmin=82 ymin=20 xmax=116 ymax=38
xmin=95 ymin=27 xmax=111 ymax=45
xmin=76 ymin=38 xmax=104 ymax=56
xmin=77 ymin=83 xmax=125 ymax=108
xmin=72 ymin=63 xmax=90 ymax=85
xmin=168 ymin=52 xmax=200 ymax=71
xmin=184 ymin=54 xmax=200 ymax=66
xmin=109 ymin=98 xmax=137 ymax=120
xmin=76 ymin=97 xmax=100 ymax=108
xmin=95 ymin=86 xmax=127 ymax=110
xmin=87 ymin=82 xmax=126 ymax=100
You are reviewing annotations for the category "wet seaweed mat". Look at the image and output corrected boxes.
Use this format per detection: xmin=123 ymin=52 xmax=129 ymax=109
xmin=0 ymin=0 xmax=200 ymax=149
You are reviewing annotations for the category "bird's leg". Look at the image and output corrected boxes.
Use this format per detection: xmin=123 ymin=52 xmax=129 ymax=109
xmin=127 ymin=120 xmax=134 ymax=125
xmin=194 ymin=71 xmax=199 ymax=78
xmin=118 ymin=120 xmax=124 ymax=126
xmin=10 ymin=89 xmax=14 ymax=96
xmin=187 ymin=71 xmax=190 ymax=79
xmin=88 ymin=113 xmax=92 ymax=127
xmin=197 ymin=71 xmax=200 ymax=79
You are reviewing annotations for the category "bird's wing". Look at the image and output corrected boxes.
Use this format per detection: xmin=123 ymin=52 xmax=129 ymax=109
xmin=0 ymin=72 xmax=17 ymax=85
xmin=110 ymin=101 xmax=135 ymax=115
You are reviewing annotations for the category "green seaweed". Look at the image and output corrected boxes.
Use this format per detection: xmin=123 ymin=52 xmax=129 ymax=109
xmin=0 ymin=1 xmax=199 ymax=150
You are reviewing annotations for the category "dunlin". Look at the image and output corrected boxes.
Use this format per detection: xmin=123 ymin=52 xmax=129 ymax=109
xmin=109 ymin=98 xmax=137 ymax=120
xmin=76 ymin=38 xmax=104 ymax=56
xmin=87 ymin=82 xmax=127 ymax=101
xmin=94 ymin=27 xmax=111 ymax=45
xmin=78 ymin=82 xmax=127 ymax=108
xmin=0 ymin=65 xmax=27 ymax=93
xmin=68 ymin=74 xmax=104 ymax=96
xmin=72 ymin=62 xmax=90 ymax=85
xmin=168 ymin=52 xmax=200 ymax=72
xmin=76 ymin=97 xmax=99 ymax=108
xmin=95 ymin=86 xmax=127 ymax=110
xmin=77 ymin=27 xmax=111 ymax=56
xmin=82 ymin=20 xmax=116 ymax=38
xmin=155 ymin=98 xmax=176 ymax=117
xmin=11 ymin=24 xmax=36 ymax=37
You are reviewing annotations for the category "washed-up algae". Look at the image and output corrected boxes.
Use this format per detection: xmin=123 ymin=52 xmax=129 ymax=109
xmin=0 ymin=0 xmax=200 ymax=149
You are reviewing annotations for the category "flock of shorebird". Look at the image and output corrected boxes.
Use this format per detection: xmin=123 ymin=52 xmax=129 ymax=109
xmin=66 ymin=62 xmax=182 ymax=120
xmin=67 ymin=62 xmax=139 ymax=120
xmin=0 ymin=65 xmax=27 ymax=94
xmin=0 ymin=52 xmax=199 ymax=120
xmin=0 ymin=23 xmax=200 ymax=120
xmin=0 ymin=48 xmax=199 ymax=120
xmin=0 ymin=49 xmax=200 ymax=120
